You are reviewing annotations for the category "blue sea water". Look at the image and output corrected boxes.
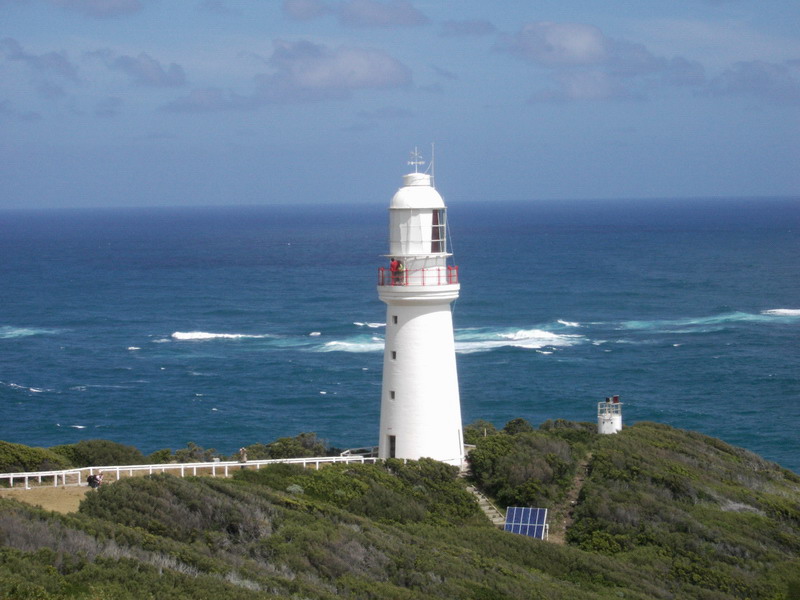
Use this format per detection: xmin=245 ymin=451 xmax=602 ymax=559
xmin=1 ymin=197 xmax=799 ymax=472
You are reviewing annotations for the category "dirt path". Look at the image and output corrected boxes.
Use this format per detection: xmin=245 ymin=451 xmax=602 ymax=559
xmin=547 ymin=452 xmax=592 ymax=545
xmin=0 ymin=486 xmax=91 ymax=514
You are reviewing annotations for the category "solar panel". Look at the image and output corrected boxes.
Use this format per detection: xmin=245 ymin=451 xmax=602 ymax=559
xmin=503 ymin=507 xmax=548 ymax=540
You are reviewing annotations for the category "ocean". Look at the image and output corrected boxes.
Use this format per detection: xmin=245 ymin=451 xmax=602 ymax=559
xmin=1 ymin=197 xmax=798 ymax=472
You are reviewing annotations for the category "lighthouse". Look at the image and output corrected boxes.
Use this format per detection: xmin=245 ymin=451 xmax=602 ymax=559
xmin=377 ymin=150 xmax=464 ymax=467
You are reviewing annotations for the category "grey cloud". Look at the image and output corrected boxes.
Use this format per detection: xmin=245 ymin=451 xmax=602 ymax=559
xmin=94 ymin=96 xmax=123 ymax=117
xmin=0 ymin=37 xmax=80 ymax=81
xmin=36 ymin=80 xmax=67 ymax=99
xmin=111 ymin=52 xmax=186 ymax=87
xmin=357 ymin=106 xmax=413 ymax=119
xmin=163 ymin=39 xmax=412 ymax=111
xmin=338 ymin=0 xmax=427 ymax=27
xmin=440 ymin=20 xmax=496 ymax=37
xmin=282 ymin=0 xmax=427 ymax=28
xmin=431 ymin=64 xmax=458 ymax=80
xmin=282 ymin=0 xmax=330 ymax=20
xmin=254 ymin=39 xmax=412 ymax=102
xmin=198 ymin=0 xmax=240 ymax=15
xmin=500 ymin=22 xmax=706 ymax=102
xmin=708 ymin=60 xmax=800 ymax=104
xmin=501 ymin=22 xmax=609 ymax=67
xmin=162 ymin=87 xmax=254 ymax=112
xmin=48 ymin=0 xmax=142 ymax=18
xmin=0 ymin=98 xmax=42 ymax=121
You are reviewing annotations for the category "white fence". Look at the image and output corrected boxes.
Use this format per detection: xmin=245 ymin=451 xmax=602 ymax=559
xmin=0 ymin=455 xmax=381 ymax=490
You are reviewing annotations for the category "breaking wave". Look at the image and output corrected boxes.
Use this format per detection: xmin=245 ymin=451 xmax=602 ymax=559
xmin=618 ymin=310 xmax=800 ymax=333
xmin=456 ymin=328 xmax=584 ymax=354
xmin=761 ymin=308 xmax=800 ymax=317
xmin=171 ymin=331 xmax=274 ymax=341
xmin=353 ymin=322 xmax=385 ymax=329
xmin=319 ymin=336 xmax=384 ymax=353
xmin=314 ymin=323 xmax=585 ymax=354
xmin=1 ymin=381 xmax=50 ymax=393
xmin=0 ymin=326 xmax=60 ymax=339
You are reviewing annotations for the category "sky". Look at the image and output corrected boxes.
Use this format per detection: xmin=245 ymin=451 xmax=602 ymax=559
xmin=1 ymin=0 xmax=799 ymax=209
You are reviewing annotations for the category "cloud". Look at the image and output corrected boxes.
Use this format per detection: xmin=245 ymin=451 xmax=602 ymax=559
xmin=197 ymin=0 xmax=240 ymax=15
xmin=282 ymin=0 xmax=427 ymax=28
xmin=164 ymin=39 xmax=412 ymax=111
xmin=440 ymin=19 xmax=496 ymax=37
xmin=111 ymin=52 xmax=186 ymax=87
xmin=338 ymin=0 xmax=426 ymax=27
xmin=501 ymin=22 xmax=609 ymax=67
xmin=357 ymin=106 xmax=413 ymax=119
xmin=162 ymin=87 xmax=254 ymax=112
xmin=708 ymin=60 xmax=800 ymax=104
xmin=530 ymin=69 xmax=630 ymax=102
xmin=94 ymin=96 xmax=123 ymax=117
xmin=282 ymin=0 xmax=330 ymax=20
xmin=254 ymin=39 xmax=412 ymax=102
xmin=431 ymin=64 xmax=458 ymax=80
xmin=0 ymin=37 xmax=80 ymax=81
xmin=0 ymin=98 xmax=42 ymax=121
xmin=48 ymin=0 xmax=143 ymax=17
xmin=499 ymin=21 xmax=706 ymax=102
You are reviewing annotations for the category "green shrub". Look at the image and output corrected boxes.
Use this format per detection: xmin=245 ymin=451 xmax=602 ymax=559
xmin=0 ymin=441 xmax=71 ymax=474
xmin=463 ymin=419 xmax=499 ymax=444
xmin=49 ymin=439 xmax=145 ymax=468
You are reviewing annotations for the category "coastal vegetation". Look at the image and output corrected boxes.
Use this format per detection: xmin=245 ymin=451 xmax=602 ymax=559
xmin=1 ymin=421 xmax=799 ymax=599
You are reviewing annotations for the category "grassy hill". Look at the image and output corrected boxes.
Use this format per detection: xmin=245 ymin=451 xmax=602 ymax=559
xmin=1 ymin=421 xmax=798 ymax=599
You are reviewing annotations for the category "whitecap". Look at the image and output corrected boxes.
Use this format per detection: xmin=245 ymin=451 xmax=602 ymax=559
xmin=309 ymin=331 xmax=321 ymax=337
xmin=3 ymin=382 xmax=49 ymax=393
xmin=171 ymin=331 xmax=271 ymax=341
xmin=127 ymin=346 xmax=141 ymax=351
xmin=620 ymin=312 xmax=774 ymax=333
xmin=0 ymin=326 xmax=60 ymax=339
xmin=319 ymin=339 xmax=384 ymax=353
xmin=557 ymin=320 xmax=580 ymax=327
xmin=455 ymin=328 xmax=584 ymax=354
xmin=762 ymin=309 xmax=800 ymax=317
xmin=70 ymin=425 xmax=86 ymax=429
xmin=353 ymin=322 xmax=385 ymax=328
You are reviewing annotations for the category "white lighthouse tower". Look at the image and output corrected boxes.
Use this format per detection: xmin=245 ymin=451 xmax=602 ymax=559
xmin=377 ymin=150 xmax=464 ymax=467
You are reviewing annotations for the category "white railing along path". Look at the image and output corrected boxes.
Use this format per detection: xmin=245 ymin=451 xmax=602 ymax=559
xmin=0 ymin=455 xmax=382 ymax=490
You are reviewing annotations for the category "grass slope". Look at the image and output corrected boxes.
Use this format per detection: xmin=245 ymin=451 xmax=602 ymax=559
xmin=1 ymin=422 xmax=798 ymax=599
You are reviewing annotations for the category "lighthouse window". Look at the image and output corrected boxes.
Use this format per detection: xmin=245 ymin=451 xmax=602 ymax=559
xmin=431 ymin=209 xmax=445 ymax=253
xmin=388 ymin=435 xmax=396 ymax=458
xmin=391 ymin=351 xmax=396 ymax=360
xmin=392 ymin=315 xmax=398 ymax=324
xmin=390 ymin=390 xmax=395 ymax=400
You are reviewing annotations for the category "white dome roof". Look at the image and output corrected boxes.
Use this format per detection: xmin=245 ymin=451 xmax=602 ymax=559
xmin=390 ymin=172 xmax=445 ymax=209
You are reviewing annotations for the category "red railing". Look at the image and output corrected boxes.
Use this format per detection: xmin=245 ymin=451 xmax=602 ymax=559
xmin=378 ymin=266 xmax=459 ymax=286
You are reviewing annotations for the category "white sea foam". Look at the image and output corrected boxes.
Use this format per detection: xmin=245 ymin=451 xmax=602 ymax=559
xmin=353 ymin=322 xmax=385 ymax=328
xmin=762 ymin=309 xmax=800 ymax=317
xmin=557 ymin=320 xmax=580 ymax=327
xmin=70 ymin=425 xmax=86 ymax=429
xmin=0 ymin=326 xmax=60 ymax=339
xmin=309 ymin=331 xmax=321 ymax=337
xmin=619 ymin=311 xmax=789 ymax=333
xmin=319 ymin=339 xmax=384 ymax=353
xmin=2 ymin=381 xmax=50 ymax=393
xmin=456 ymin=328 xmax=584 ymax=354
xmin=171 ymin=331 xmax=272 ymax=341
xmin=127 ymin=346 xmax=141 ymax=351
